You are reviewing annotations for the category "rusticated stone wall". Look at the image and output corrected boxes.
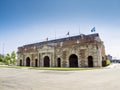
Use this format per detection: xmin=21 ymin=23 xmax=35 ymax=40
xmin=17 ymin=33 xmax=106 ymax=67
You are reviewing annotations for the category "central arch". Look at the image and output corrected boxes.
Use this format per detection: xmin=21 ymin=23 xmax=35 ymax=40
xmin=26 ymin=57 xmax=30 ymax=66
xmin=88 ymin=56 xmax=93 ymax=67
xmin=44 ymin=56 xmax=50 ymax=67
xmin=69 ymin=54 xmax=78 ymax=67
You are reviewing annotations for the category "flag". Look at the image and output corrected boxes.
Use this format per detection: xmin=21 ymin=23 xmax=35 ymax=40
xmin=66 ymin=32 xmax=69 ymax=36
xmin=91 ymin=27 xmax=95 ymax=32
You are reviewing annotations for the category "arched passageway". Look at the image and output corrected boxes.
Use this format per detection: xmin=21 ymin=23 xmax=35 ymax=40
xmin=44 ymin=56 xmax=50 ymax=67
xmin=35 ymin=59 xmax=38 ymax=67
xmin=26 ymin=57 xmax=30 ymax=66
xmin=20 ymin=59 xmax=22 ymax=66
xmin=88 ymin=56 xmax=93 ymax=67
xmin=69 ymin=54 xmax=78 ymax=67
xmin=57 ymin=58 xmax=61 ymax=67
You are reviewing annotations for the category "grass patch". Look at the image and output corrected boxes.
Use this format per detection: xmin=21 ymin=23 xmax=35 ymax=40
xmin=0 ymin=65 xmax=31 ymax=69
xmin=0 ymin=65 xmax=100 ymax=71
xmin=30 ymin=67 xmax=100 ymax=71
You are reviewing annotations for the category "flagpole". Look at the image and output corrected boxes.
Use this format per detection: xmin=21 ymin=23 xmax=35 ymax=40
xmin=55 ymin=31 xmax=56 ymax=40
xmin=79 ymin=26 xmax=81 ymax=35
xmin=54 ymin=31 xmax=57 ymax=47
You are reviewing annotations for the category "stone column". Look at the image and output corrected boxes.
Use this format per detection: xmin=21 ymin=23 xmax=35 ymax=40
xmin=62 ymin=51 xmax=67 ymax=67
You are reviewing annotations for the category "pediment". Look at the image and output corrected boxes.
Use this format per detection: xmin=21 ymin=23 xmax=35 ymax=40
xmin=39 ymin=45 xmax=53 ymax=50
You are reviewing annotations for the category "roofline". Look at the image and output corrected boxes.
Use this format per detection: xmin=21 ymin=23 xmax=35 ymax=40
xmin=18 ymin=33 xmax=99 ymax=48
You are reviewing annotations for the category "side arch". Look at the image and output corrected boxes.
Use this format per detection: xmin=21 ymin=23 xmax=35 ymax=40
xmin=57 ymin=58 xmax=61 ymax=67
xmin=88 ymin=56 xmax=93 ymax=67
xmin=20 ymin=59 xmax=22 ymax=66
xmin=35 ymin=59 xmax=38 ymax=67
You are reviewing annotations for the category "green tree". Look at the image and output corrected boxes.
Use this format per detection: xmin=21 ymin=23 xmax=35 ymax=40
xmin=11 ymin=51 xmax=17 ymax=64
xmin=0 ymin=51 xmax=17 ymax=65
xmin=4 ymin=54 xmax=11 ymax=65
xmin=0 ymin=54 xmax=3 ymax=62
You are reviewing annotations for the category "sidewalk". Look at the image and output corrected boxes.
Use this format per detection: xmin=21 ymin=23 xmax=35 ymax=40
xmin=105 ymin=63 xmax=120 ymax=69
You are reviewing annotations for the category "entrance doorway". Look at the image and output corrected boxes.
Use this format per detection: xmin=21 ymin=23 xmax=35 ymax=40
xmin=69 ymin=54 xmax=78 ymax=67
xmin=26 ymin=57 xmax=30 ymax=66
xmin=44 ymin=56 xmax=50 ymax=67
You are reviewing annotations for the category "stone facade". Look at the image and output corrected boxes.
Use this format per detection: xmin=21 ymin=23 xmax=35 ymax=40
xmin=17 ymin=33 xmax=106 ymax=67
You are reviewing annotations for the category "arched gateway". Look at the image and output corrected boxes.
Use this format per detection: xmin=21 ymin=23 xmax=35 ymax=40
xmin=44 ymin=56 xmax=50 ymax=67
xmin=26 ymin=57 xmax=30 ymax=66
xmin=69 ymin=54 xmax=78 ymax=67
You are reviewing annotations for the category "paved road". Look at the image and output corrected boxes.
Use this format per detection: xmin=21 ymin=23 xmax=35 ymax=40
xmin=0 ymin=64 xmax=120 ymax=90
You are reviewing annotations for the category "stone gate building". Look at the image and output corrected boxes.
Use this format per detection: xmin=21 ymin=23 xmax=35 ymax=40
xmin=17 ymin=33 xmax=106 ymax=67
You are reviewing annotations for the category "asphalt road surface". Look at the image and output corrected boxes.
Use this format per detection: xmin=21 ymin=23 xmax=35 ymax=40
xmin=0 ymin=64 xmax=120 ymax=90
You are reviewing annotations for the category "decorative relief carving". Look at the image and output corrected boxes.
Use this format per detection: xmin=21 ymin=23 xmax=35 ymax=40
xmin=62 ymin=61 xmax=67 ymax=67
xmin=62 ymin=51 xmax=66 ymax=60
xmin=81 ymin=60 xmax=85 ymax=67
xmin=79 ymin=49 xmax=85 ymax=58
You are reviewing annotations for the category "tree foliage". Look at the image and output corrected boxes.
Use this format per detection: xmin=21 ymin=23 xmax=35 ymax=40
xmin=0 ymin=51 xmax=17 ymax=65
xmin=0 ymin=54 xmax=3 ymax=62
xmin=11 ymin=51 xmax=16 ymax=64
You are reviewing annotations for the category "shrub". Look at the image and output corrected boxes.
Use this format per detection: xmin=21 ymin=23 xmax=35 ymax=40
xmin=106 ymin=59 xmax=111 ymax=66
xmin=102 ymin=59 xmax=111 ymax=67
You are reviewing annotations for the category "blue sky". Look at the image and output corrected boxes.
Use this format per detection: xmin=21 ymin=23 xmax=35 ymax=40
xmin=0 ymin=0 xmax=120 ymax=58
